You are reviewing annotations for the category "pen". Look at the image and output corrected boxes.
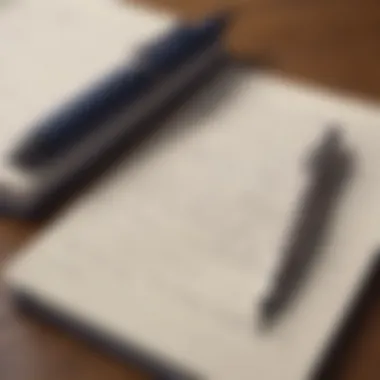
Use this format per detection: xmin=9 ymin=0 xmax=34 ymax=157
xmin=0 ymin=22 xmax=229 ymax=220
xmin=10 ymin=13 xmax=231 ymax=171
xmin=260 ymin=128 xmax=354 ymax=326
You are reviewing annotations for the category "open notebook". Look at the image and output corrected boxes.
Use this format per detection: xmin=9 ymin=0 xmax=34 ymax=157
xmin=3 ymin=2 xmax=380 ymax=380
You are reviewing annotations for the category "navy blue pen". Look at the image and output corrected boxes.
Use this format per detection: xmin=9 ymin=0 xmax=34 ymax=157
xmin=10 ymin=13 xmax=230 ymax=170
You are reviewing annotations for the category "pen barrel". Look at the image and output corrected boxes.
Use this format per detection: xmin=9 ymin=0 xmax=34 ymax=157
xmin=11 ymin=69 xmax=150 ymax=169
xmin=261 ymin=132 xmax=354 ymax=322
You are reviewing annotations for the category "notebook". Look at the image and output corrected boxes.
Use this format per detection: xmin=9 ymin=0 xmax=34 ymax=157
xmin=4 ymin=59 xmax=380 ymax=379
xmin=3 ymin=2 xmax=380 ymax=380
xmin=0 ymin=0 xmax=175 ymax=191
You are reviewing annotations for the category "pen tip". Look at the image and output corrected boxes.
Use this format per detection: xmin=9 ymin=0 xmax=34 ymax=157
xmin=324 ymin=124 xmax=344 ymax=144
xmin=258 ymin=297 xmax=281 ymax=329
xmin=0 ymin=186 xmax=19 ymax=218
xmin=307 ymin=125 xmax=346 ymax=173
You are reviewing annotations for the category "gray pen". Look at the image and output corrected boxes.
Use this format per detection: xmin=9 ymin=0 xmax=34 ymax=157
xmin=260 ymin=127 xmax=354 ymax=326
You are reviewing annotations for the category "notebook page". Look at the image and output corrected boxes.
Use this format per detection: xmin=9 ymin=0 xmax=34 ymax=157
xmin=0 ymin=0 xmax=175 ymax=189
xmin=5 ymin=65 xmax=380 ymax=380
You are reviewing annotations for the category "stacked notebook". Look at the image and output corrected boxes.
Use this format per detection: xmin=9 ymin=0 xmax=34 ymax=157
xmin=2 ymin=1 xmax=380 ymax=379
xmin=0 ymin=0 xmax=175 ymax=191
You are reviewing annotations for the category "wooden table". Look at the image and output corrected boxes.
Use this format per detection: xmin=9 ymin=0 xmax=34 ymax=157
xmin=1 ymin=0 xmax=380 ymax=379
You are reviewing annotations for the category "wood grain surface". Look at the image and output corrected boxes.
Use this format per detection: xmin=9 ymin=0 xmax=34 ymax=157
xmin=1 ymin=0 xmax=380 ymax=379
